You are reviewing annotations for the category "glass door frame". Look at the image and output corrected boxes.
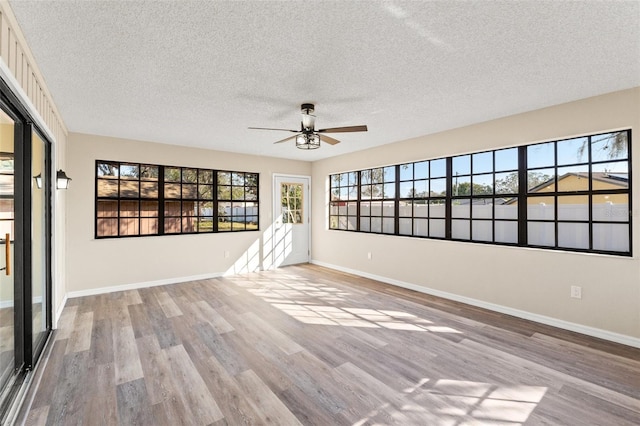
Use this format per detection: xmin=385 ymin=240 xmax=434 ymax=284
xmin=0 ymin=77 xmax=52 ymax=421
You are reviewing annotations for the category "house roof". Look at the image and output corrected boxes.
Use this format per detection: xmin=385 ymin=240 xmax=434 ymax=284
xmin=528 ymin=172 xmax=629 ymax=193
xmin=7 ymin=1 xmax=640 ymax=161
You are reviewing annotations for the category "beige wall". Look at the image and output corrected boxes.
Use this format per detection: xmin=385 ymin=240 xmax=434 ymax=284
xmin=312 ymin=87 xmax=640 ymax=343
xmin=66 ymin=132 xmax=311 ymax=293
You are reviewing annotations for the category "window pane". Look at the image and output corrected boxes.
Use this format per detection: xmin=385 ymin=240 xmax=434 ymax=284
xmin=414 ymin=180 xmax=428 ymax=197
xmin=527 ymin=142 xmax=554 ymax=168
xmin=371 ymin=201 xmax=382 ymax=216
xmin=429 ymin=219 xmax=445 ymax=238
xmin=383 ymin=183 xmax=395 ymax=199
xmin=557 ymin=165 xmax=588 ymax=191
xmin=198 ymin=169 xmax=213 ymax=184
xmin=452 ymin=155 xmax=470 ymax=175
xmin=528 ymin=169 xmax=555 ymax=192
xmin=429 ymin=199 xmax=446 ymax=218
xmin=383 ymin=166 xmax=395 ymax=182
xmin=400 ymin=163 xmax=413 ymax=182
xmin=399 ymin=218 xmax=412 ymax=235
xmin=414 ymin=202 xmax=428 ymax=218
xmin=399 ymin=181 xmax=413 ymax=198
xmin=218 ymin=171 xmax=231 ymax=185
xmin=593 ymin=223 xmax=629 ymax=252
xmin=198 ymin=185 xmax=213 ymax=199
xmin=183 ymin=184 xmax=197 ymax=199
xmin=120 ymin=163 xmax=139 ymax=179
xmin=414 ymin=219 xmax=428 ymax=237
xmin=182 ymin=202 xmax=197 ymax=217
xmin=371 ymin=217 xmax=382 ymax=233
xmin=164 ymin=183 xmax=181 ymax=198
xmin=557 ymin=195 xmax=588 ymax=221
xmin=382 ymin=218 xmax=394 ymax=234
xmin=495 ymin=172 xmax=518 ymax=194
xmin=140 ymin=165 xmax=159 ymax=180
xmin=97 ymin=179 xmax=118 ymax=197
xmin=120 ymin=180 xmax=139 ymax=198
xmin=232 ymin=172 xmax=245 ymax=185
xmin=527 ymin=197 xmax=555 ymax=220
xmin=140 ymin=182 xmax=158 ymax=198
xmin=495 ymin=221 xmax=518 ymax=244
xmin=593 ymin=194 xmax=628 ymax=222
xmin=97 ymin=200 xmax=118 ymax=217
xmin=558 ymin=223 xmax=589 ymax=249
xmin=97 ymin=162 xmax=118 ymax=178
xmin=245 ymin=187 xmax=258 ymax=200
xmin=473 ymin=152 xmax=493 ymax=174
xmin=383 ymin=201 xmax=395 ymax=217
xmin=182 ymin=168 xmax=197 ymax=183
xmin=217 ymin=185 xmax=231 ymax=200
xmin=97 ymin=219 xmax=118 ymax=237
xmin=430 ymin=178 xmax=446 ymax=196
xmin=451 ymin=201 xmax=470 ymax=218
xmin=140 ymin=218 xmax=158 ymax=235
xmin=495 ymin=148 xmax=518 ymax=171
xmin=165 ymin=167 xmax=181 ymax=182
xmin=360 ymin=218 xmax=370 ymax=232
xmin=360 ymin=202 xmax=370 ymax=216
xmin=414 ymin=161 xmax=428 ymax=179
xmin=164 ymin=201 xmax=181 ymax=216
xmin=140 ymin=201 xmax=158 ymax=217
xmin=247 ymin=216 xmax=259 ymax=230
xmin=347 ymin=202 xmax=357 ymax=216
xmin=120 ymin=201 xmax=139 ymax=217
xmin=453 ymin=175 xmax=471 ymax=196
xmin=557 ymin=137 xmax=588 ymax=165
xmin=182 ymin=217 xmax=196 ymax=233
xmin=430 ymin=159 xmax=446 ymax=178
xmin=472 ymin=221 xmax=492 ymax=242
xmin=119 ymin=218 xmax=139 ymax=236
xmin=472 ymin=174 xmax=493 ymax=195
xmin=398 ymin=201 xmax=412 ymax=218
xmin=528 ymin=222 xmax=554 ymax=246
xmin=591 ymin=132 xmax=628 ymax=162
xmin=452 ymin=219 xmax=470 ymax=240
xmin=198 ymin=217 xmax=213 ymax=232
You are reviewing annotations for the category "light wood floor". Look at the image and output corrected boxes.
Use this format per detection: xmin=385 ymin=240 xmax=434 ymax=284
xmin=19 ymin=264 xmax=640 ymax=425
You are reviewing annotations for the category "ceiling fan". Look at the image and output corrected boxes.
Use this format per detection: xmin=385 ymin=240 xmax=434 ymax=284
xmin=249 ymin=103 xmax=368 ymax=149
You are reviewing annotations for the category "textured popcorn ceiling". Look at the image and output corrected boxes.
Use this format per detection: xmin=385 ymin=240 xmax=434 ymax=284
xmin=8 ymin=0 xmax=640 ymax=161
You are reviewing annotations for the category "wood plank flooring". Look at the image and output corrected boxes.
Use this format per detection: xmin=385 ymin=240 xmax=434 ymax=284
xmin=19 ymin=264 xmax=640 ymax=425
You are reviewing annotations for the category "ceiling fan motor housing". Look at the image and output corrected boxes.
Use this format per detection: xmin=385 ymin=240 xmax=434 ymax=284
xmin=301 ymin=103 xmax=315 ymax=130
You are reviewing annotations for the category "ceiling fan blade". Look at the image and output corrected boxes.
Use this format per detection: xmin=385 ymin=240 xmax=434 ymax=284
xmin=318 ymin=125 xmax=368 ymax=133
xmin=248 ymin=127 xmax=299 ymax=132
xmin=319 ymin=134 xmax=341 ymax=145
xmin=273 ymin=134 xmax=300 ymax=144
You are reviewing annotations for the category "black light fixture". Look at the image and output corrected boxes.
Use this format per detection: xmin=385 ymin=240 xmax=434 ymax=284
xmin=56 ymin=169 xmax=71 ymax=189
xmin=34 ymin=173 xmax=43 ymax=189
xmin=295 ymin=132 xmax=321 ymax=150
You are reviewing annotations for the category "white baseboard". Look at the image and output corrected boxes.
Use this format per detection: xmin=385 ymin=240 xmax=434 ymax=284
xmin=0 ymin=296 xmax=42 ymax=309
xmin=66 ymin=272 xmax=224 ymax=299
xmin=310 ymin=260 xmax=640 ymax=349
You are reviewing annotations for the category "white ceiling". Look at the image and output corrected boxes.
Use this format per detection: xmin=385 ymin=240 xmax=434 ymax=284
xmin=7 ymin=1 xmax=640 ymax=161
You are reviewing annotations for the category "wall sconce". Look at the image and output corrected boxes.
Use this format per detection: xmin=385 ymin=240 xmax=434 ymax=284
xmin=56 ymin=169 xmax=71 ymax=189
xmin=34 ymin=173 xmax=43 ymax=189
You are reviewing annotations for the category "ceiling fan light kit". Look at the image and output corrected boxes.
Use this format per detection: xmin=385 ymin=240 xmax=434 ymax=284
xmin=249 ymin=103 xmax=367 ymax=149
xmin=296 ymin=133 xmax=321 ymax=150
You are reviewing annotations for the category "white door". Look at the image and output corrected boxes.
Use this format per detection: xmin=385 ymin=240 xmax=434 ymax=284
xmin=273 ymin=175 xmax=310 ymax=267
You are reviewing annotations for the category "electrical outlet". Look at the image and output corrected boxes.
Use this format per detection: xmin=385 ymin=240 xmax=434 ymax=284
xmin=570 ymin=285 xmax=582 ymax=299
xmin=224 ymin=250 xmax=229 ymax=259
xmin=367 ymin=252 xmax=372 ymax=260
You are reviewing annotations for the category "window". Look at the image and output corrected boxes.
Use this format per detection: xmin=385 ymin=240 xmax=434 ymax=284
xmin=96 ymin=160 xmax=259 ymax=238
xmin=329 ymin=130 xmax=631 ymax=256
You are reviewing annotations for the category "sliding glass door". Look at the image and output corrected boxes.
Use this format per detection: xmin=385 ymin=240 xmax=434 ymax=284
xmin=0 ymin=83 xmax=52 ymax=421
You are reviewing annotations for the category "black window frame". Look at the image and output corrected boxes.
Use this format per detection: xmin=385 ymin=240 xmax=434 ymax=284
xmin=329 ymin=130 xmax=632 ymax=256
xmin=95 ymin=160 xmax=259 ymax=239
